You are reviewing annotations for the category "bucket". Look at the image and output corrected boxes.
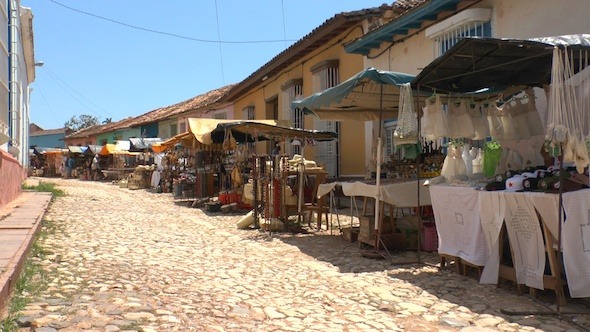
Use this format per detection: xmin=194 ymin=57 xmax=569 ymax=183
xmin=236 ymin=210 xmax=255 ymax=229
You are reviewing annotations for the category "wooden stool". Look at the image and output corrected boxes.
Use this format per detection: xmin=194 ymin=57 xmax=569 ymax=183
xmin=439 ymin=254 xmax=462 ymax=274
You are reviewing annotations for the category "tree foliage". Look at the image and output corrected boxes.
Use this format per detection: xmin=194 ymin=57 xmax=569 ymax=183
xmin=64 ymin=114 xmax=100 ymax=131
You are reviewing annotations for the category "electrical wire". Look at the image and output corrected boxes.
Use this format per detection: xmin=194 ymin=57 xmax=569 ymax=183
xmin=281 ymin=0 xmax=288 ymax=49
xmin=31 ymin=83 xmax=60 ymax=125
xmin=214 ymin=0 xmax=225 ymax=85
xmin=49 ymin=0 xmax=297 ymax=45
xmin=38 ymin=66 xmax=111 ymax=119
xmin=41 ymin=65 xmax=115 ymax=118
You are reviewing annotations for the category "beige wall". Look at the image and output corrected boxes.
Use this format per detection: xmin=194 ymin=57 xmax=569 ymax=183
xmin=362 ymin=0 xmax=590 ymax=166
xmin=232 ymin=27 xmax=368 ymax=176
xmin=367 ymin=0 xmax=590 ymax=74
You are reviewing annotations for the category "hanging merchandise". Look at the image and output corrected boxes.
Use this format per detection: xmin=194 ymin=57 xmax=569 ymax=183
xmin=494 ymin=99 xmax=519 ymax=141
xmin=393 ymin=83 xmax=419 ymax=147
xmin=420 ymin=93 xmax=448 ymax=141
xmin=445 ymin=96 xmax=461 ymax=139
xmin=440 ymin=140 xmax=467 ymax=180
xmin=508 ymin=97 xmax=531 ymax=140
xmin=522 ymin=88 xmax=545 ymax=137
xmin=468 ymin=100 xmax=490 ymax=140
xmin=483 ymin=141 xmax=503 ymax=177
xmin=471 ymin=148 xmax=484 ymax=174
xmin=496 ymin=148 xmax=524 ymax=175
xmin=447 ymin=97 xmax=475 ymax=139
xmin=546 ymin=46 xmax=590 ymax=173
xmin=222 ymin=128 xmax=237 ymax=151
xmin=484 ymin=100 xmax=504 ymax=141
xmin=231 ymin=166 xmax=243 ymax=188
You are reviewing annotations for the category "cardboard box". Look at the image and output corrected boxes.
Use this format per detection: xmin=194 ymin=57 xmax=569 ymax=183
xmin=341 ymin=227 xmax=359 ymax=242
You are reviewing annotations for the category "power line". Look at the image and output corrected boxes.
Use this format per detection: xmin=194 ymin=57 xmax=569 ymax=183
xmin=39 ymin=65 xmax=113 ymax=119
xmin=214 ymin=0 xmax=225 ymax=85
xmin=49 ymin=0 xmax=298 ymax=45
xmin=31 ymin=83 xmax=60 ymax=126
xmin=281 ymin=0 xmax=287 ymax=49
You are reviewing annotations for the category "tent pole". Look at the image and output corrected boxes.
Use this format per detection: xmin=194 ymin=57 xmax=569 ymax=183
xmin=416 ymin=85 xmax=422 ymax=263
xmin=374 ymin=84 xmax=383 ymax=250
xmin=556 ymin=149 xmax=564 ymax=312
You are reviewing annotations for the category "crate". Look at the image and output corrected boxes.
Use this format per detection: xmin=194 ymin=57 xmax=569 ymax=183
xmin=341 ymin=227 xmax=359 ymax=242
xmin=380 ymin=233 xmax=406 ymax=251
xmin=401 ymin=228 xmax=419 ymax=250
xmin=421 ymin=226 xmax=438 ymax=252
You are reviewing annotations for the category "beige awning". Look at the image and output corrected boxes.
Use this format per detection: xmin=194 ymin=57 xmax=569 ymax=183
xmin=187 ymin=118 xmax=290 ymax=144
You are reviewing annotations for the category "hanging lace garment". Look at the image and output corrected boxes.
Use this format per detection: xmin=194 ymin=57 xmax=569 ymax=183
xmin=441 ymin=141 xmax=467 ymax=180
xmin=508 ymin=96 xmax=531 ymax=140
xmin=522 ymin=88 xmax=545 ymax=137
xmin=468 ymin=100 xmax=490 ymax=140
xmin=495 ymin=100 xmax=519 ymax=141
xmin=446 ymin=97 xmax=461 ymax=138
xmin=456 ymin=98 xmax=475 ymax=138
xmin=546 ymin=46 xmax=589 ymax=173
xmin=420 ymin=94 xmax=448 ymax=140
xmin=484 ymin=100 xmax=504 ymax=140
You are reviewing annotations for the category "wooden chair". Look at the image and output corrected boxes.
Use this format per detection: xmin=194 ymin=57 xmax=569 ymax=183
xmin=300 ymin=170 xmax=330 ymax=230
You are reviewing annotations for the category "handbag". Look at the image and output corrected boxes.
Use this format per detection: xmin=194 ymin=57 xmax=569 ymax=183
xmin=222 ymin=129 xmax=237 ymax=150
xmin=393 ymin=83 xmax=418 ymax=147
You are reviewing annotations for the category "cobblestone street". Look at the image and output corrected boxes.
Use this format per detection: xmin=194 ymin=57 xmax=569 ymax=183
xmin=7 ymin=178 xmax=590 ymax=331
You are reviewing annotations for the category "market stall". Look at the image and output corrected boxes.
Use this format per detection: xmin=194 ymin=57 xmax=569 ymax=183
xmin=411 ymin=35 xmax=590 ymax=303
xmin=30 ymin=147 xmax=65 ymax=177
xmin=293 ymin=67 xmax=434 ymax=252
xmin=185 ymin=118 xmax=337 ymax=229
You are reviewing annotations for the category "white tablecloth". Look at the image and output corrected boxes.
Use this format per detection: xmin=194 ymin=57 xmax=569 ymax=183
xmin=317 ymin=180 xmax=431 ymax=208
xmin=429 ymin=186 xmax=488 ymax=266
xmin=430 ymin=185 xmax=590 ymax=298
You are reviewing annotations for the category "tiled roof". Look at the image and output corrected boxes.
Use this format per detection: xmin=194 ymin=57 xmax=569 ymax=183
xmin=119 ymin=84 xmax=234 ymax=129
xmin=393 ymin=0 xmax=428 ymax=11
xmin=223 ymin=5 xmax=393 ymax=102
xmin=29 ymin=128 xmax=67 ymax=136
xmin=66 ymin=85 xmax=234 ymax=139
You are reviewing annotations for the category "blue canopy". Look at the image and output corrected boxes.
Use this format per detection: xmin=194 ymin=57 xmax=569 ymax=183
xmin=291 ymin=67 xmax=416 ymax=121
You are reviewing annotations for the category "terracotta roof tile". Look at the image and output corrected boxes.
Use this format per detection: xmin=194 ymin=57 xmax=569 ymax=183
xmin=29 ymin=128 xmax=67 ymax=136
xmin=66 ymin=85 xmax=234 ymax=139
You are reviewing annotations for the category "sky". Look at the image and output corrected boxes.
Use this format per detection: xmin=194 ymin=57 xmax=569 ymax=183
xmin=23 ymin=0 xmax=387 ymax=129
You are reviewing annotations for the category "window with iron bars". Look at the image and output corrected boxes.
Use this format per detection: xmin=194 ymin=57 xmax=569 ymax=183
xmin=242 ymin=106 xmax=255 ymax=150
xmin=311 ymin=61 xmax=340 ymax=177
xmin=433 ymin=20 xmax=491 ymax=57
xmin=281 ymin=81 xmax=303 ymax=156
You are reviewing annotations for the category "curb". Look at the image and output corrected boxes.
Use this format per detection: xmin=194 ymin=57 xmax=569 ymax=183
xmin=0 ymin=192 xmax=52 ymax=314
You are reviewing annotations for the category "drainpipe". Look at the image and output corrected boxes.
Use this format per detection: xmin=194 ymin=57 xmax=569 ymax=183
xmin=8 ymin=0 xmax=20 ymax=161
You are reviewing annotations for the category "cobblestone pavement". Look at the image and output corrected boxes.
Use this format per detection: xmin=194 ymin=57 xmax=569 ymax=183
xmin=6 ymin=178 xmax=590 ymax=331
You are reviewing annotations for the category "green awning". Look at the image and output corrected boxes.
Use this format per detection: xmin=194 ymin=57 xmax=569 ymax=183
xmin=291 ymin=67 xmax=416 ymax=121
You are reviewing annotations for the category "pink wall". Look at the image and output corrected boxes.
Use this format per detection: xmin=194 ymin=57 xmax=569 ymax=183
xmin=0 ymin=150 xmax=25 ymax=207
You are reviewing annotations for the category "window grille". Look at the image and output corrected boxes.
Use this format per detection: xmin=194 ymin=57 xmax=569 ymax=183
xmin=281 ymin=82 xmax=303 ymax=156
xmin=243 ymin=106 xmax=255 ymax=120
xmin=433 ymin=21 xmax=491 ymax=57
xmin=312 ymin=64 xmax=340 ymax=177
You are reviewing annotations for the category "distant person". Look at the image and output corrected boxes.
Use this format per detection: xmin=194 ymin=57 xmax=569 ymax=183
xmin=91 ymin=154 xmax=101 ymax=180
xmin=271 ymin=144 xmax=281 ymax=156
xmin=66 ymin=156 xmax=75 ymax=178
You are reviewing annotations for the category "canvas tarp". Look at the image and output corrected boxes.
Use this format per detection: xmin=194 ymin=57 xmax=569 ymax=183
xmin=411 ymin=35 xmax=590 ymax=94
xmin=188 ymin=118 xmax=290 ymax=145
xmin=291 ymin=67 xmax=416 ymax=121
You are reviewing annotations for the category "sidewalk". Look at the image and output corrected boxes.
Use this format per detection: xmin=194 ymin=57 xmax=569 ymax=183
xmin=0 ymin=186 xmax=52 ymax=313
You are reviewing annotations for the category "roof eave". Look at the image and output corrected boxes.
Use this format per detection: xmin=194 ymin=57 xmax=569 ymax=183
xmin=223 ymin=9 xmax=388 ymax=102
xmin=345 ymin=0 xmax=462 ymax=55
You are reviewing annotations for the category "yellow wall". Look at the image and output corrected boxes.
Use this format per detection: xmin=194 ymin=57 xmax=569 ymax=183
xmin=231 ymin=26 xmax=368 ymax=177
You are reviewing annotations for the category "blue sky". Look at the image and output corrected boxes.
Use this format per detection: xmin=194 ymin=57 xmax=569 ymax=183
xmin=23 ymin=1 xmax=385 ymax=129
